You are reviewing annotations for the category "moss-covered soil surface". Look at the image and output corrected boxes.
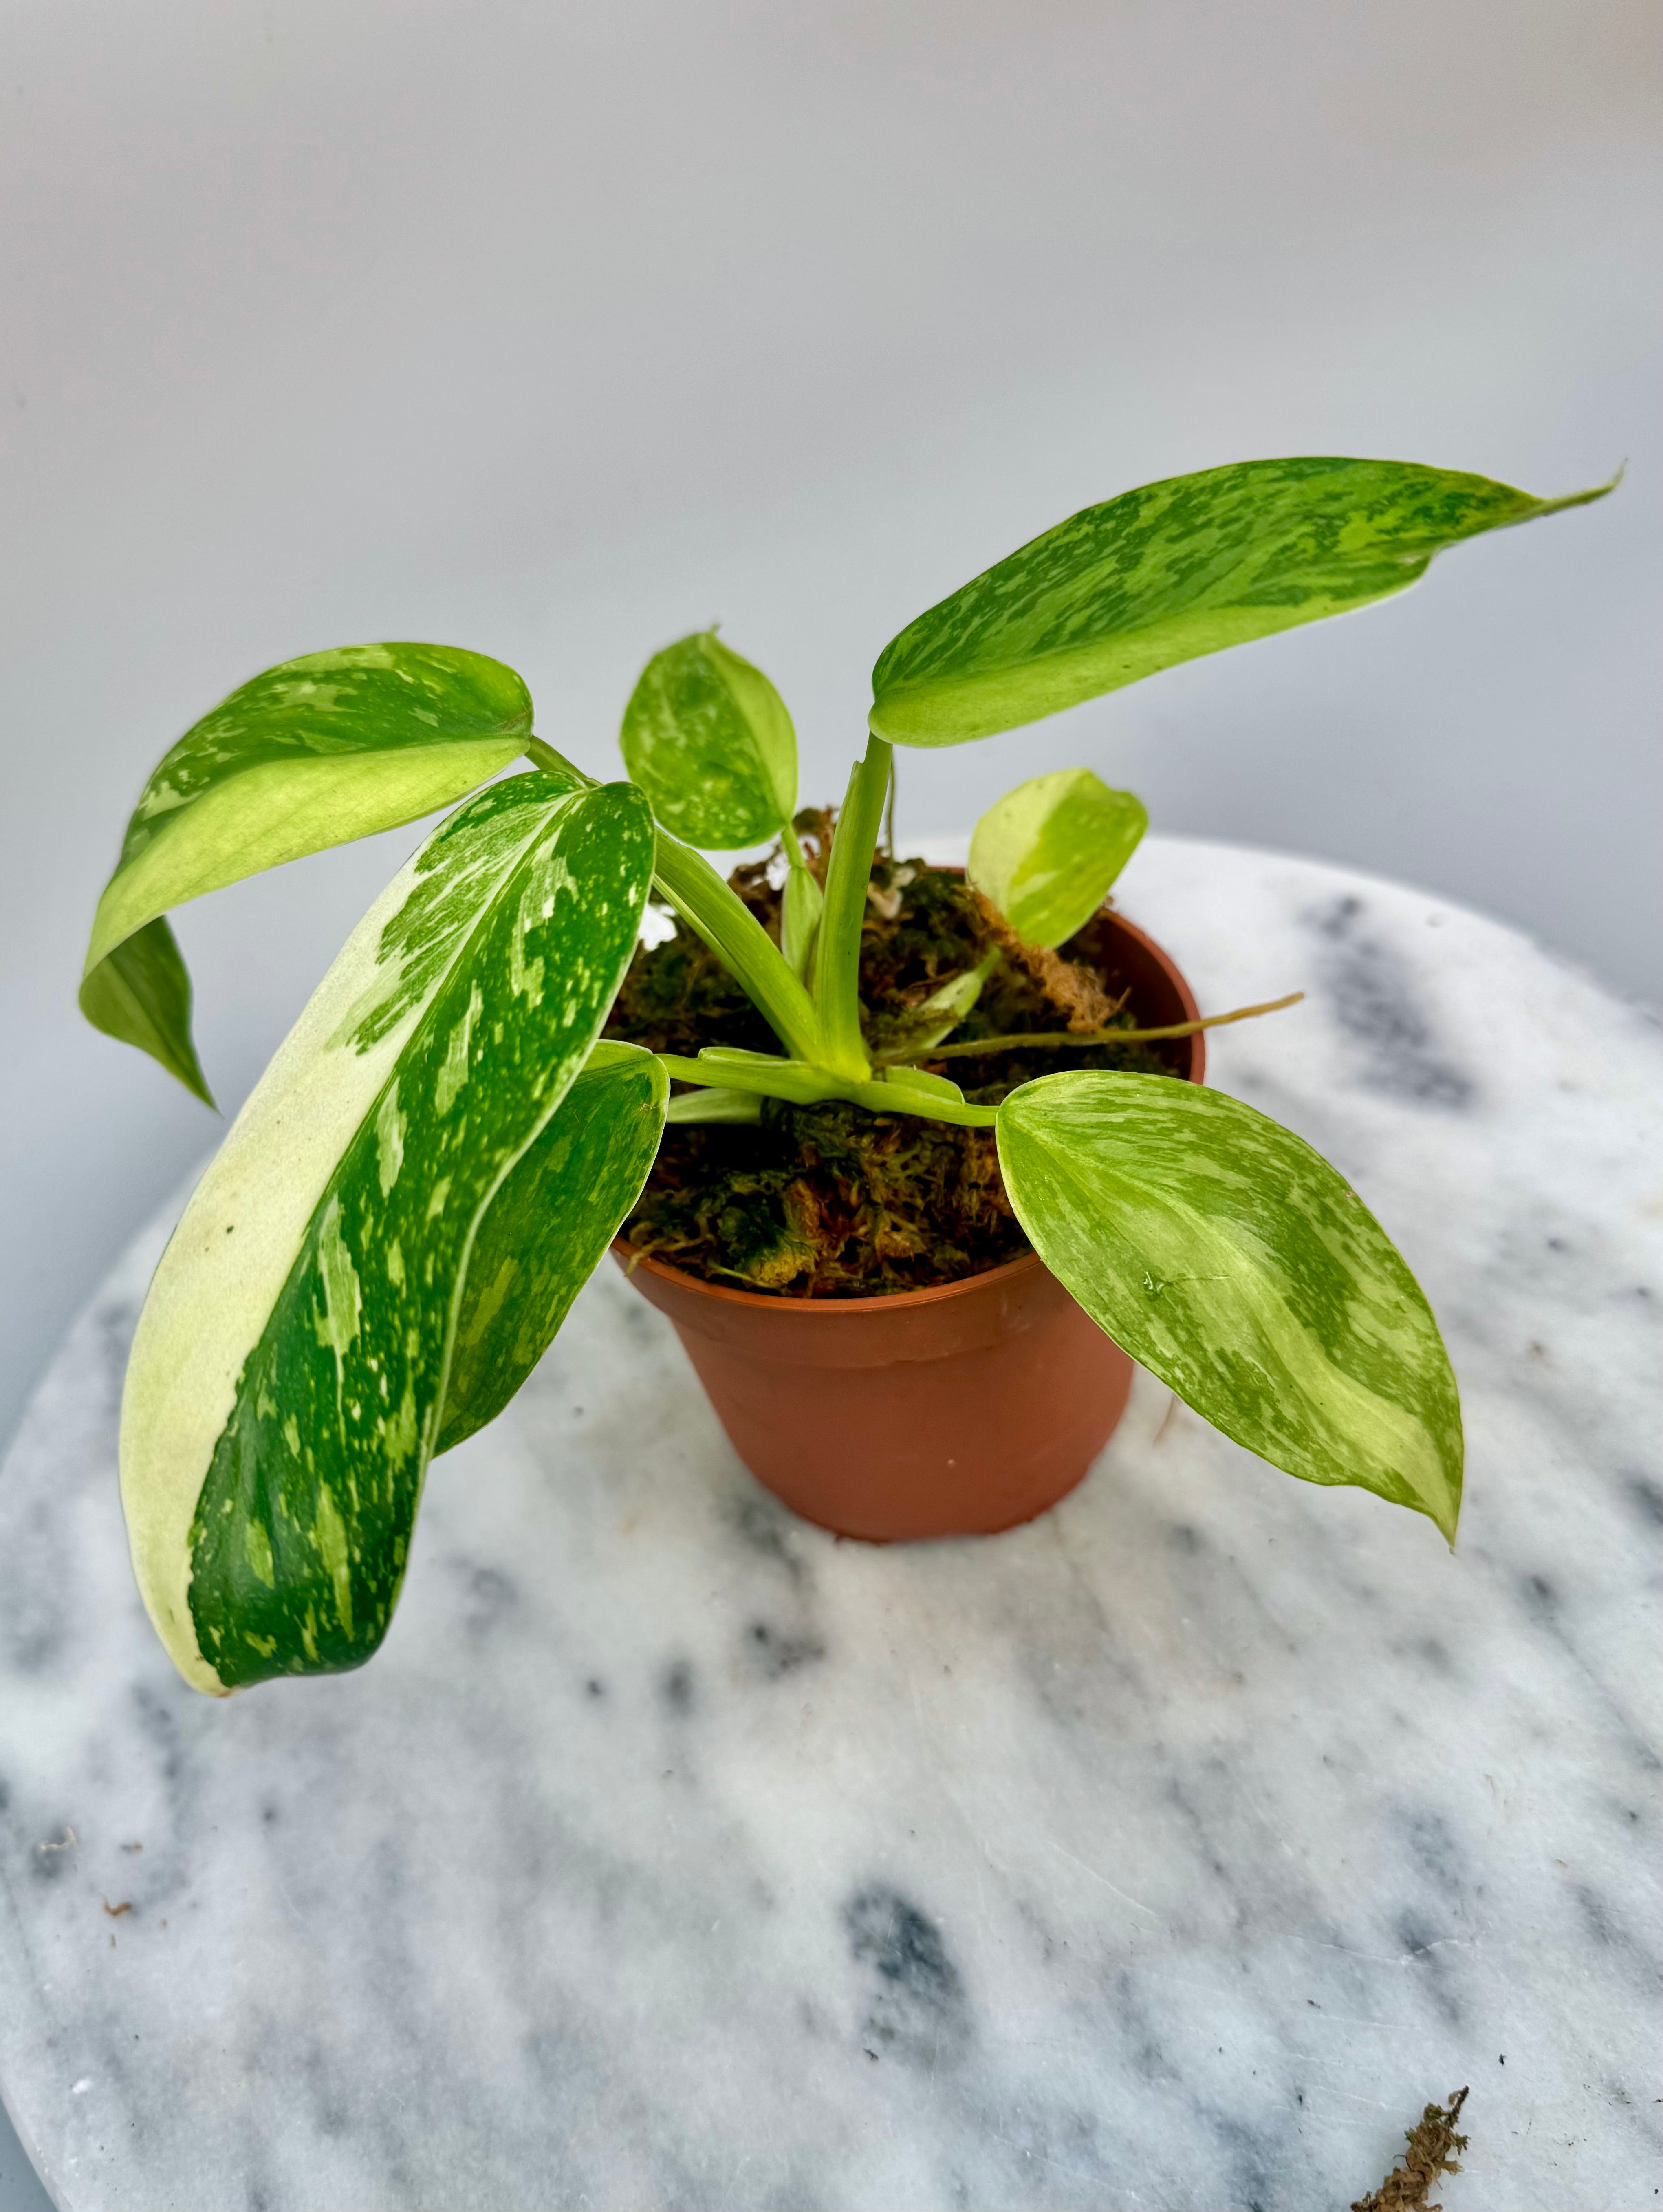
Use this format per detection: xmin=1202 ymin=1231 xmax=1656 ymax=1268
xmin=605 ymin=825 xmax=1178 ymax=1297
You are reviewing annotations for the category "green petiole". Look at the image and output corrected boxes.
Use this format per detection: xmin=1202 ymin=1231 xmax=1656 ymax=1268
xmin=813 ymin=731 xmax=893 ymax=1082
xmin=653 ymin=1050 xmax=999 ymax=1128
xmin=893 ymin=990 xmax=1307 ymax=1062
xmin=526 ymin=737 xmax=821 ymax=1063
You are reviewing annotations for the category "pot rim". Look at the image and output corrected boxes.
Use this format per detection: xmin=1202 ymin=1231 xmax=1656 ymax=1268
xmin=612 ymin=1237 xmax=1047 ymax=1317
xmin=611 ymin=900 xmax=1201 ymax=1320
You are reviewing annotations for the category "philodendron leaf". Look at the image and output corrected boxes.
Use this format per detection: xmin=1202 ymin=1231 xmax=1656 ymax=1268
xmin=621 ymin=631 xmax=797 ymax=848
xmin=119 ymin=771 xmax=655 ymax=1695
xmin=996 ymin=1070 xmax=1462 ymax=1539
xmin=82 ymin=644 xmax=534 ymax=1097
xmin=434 ymin=1041 xmax=667 ymax=1453
xmin=969 ymin=768 xmax=1147 ymax=948
xmin=870 ymin=457 xmax=1614 ymax=746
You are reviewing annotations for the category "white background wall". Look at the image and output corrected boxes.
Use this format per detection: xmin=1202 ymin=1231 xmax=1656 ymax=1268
xmin=0 ymin=4 xmax=1657 ymax=2200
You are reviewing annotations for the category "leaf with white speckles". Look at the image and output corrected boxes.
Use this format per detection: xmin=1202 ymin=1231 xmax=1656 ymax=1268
xmin=81 ymin=644 xmax=535 ymax=1100
xmin=870 ymin=458 xmax=1614 ymax=747
xmin=119 ymin=773 xmax=655 ymax=1694
xmin=968 ymin=769 xmax=1146 ymax=948
xmin=996 ymin=1070 xmax=1463 ymax=1538
xmin=620 ymin=632 xmax=797 ymax=849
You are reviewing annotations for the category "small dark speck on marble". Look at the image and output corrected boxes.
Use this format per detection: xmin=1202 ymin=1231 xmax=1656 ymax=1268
xmin=460 ymin=1564 xmax=518 ymax=1636
xmin=746 ymin=1622 xmax=826 ymax=1679
xmin=1397 ymin=1806 xmax=1467 ymax=1887
xmin=1571 ymin=1884 xmax=1621 ymax=1949
xmin=660 ymin=1659 xmax=694 ymax=1716
xmin=1519 ymin=1572 xmax=1559 ymax=1622
xmin=729 ymin=1493 xmax=807 ymax=1586
xmin=1622 ymin=1474 xmax=1663 ymax=1528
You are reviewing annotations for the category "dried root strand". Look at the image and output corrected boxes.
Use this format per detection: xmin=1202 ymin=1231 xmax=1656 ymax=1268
xmin=911 ymin=990 xmax=1305 ymax=1061
xmin=1352 ymin=2087 xmax=1470 ymax=2212
xmin=969 ymin=889 xmax=1119 ymax=1032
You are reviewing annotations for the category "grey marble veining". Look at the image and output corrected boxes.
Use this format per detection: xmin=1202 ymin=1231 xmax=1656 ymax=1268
xmin=1 ymin=838 xmax=1658 ymax=2212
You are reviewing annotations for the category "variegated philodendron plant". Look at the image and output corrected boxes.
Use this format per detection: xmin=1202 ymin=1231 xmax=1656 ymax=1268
xmin=83 ymin=456 xmax=1610 ymax=1694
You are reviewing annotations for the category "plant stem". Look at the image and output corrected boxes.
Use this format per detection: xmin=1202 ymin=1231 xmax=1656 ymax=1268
xmin=814 ymin=732 xmax=893 ymax=1081
xmin=654 ymin=1052 xmax=999 ymax=1129
xmin=900 ymin=992 xmax=1305 ymax=1061
xmin=526 ymin=739 xmax=823 ymax=1063
xmin=884 ymin=753 xmax=898 ymax=861
xmin=648 ymin=834 xmax=822 ymax=1062
xmin=524 ymin=737 xmax=595 ymax=790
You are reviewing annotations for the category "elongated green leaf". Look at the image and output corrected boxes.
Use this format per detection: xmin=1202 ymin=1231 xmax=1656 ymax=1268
xmin=781 ymin=861 xmax=824 ymax=979
xmin=996 ymin=1070 xmax=1462 ymax=1537
xmin=870 ymin=457 xmax=1614 ymax=746
xmin=871 ymin=955 xmax=996 ymax=1063
xmin=650 ymin=827 xmax=821 ymax=1061
xmin=119 ymin=772 xmax=654 ymax=1695
xmin=815 ymin=733 xmax=892 ymax=1081
xmin=969 ymin=769 xmax=1147 ymax=948
xmin=621 ymin=631 xmax=797 ymax=848
xmin=434 ymin=1041 xmax=667 ymax=1453
xmin=530 ymin=733 xmax=824 ymax=1055
xmin=82 ymin=643 xmax=534 ymax=1092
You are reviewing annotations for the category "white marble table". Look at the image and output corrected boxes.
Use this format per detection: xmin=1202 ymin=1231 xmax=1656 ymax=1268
xmin=2 ymin=839 xmax=1658 ymax=2212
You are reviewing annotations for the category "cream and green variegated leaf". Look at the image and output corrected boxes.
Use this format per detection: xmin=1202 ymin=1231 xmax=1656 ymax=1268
xmin=434 ymin=1041 xmax=667 ymax=1453
xmin=119 ymin=772 xmax=655 ymax=1695
xmin=969 ymin=768 xmax=1147 ymax=948
xmin=82 ymin=643 xmax=536 ymax=1099
xmin=869 ymin=457 xmax=1614 ymax=746
xmin=620 ymin=630 xmax=797 ymax=849
xmin=996 ymin=1070 xmax=1463 ymax=1539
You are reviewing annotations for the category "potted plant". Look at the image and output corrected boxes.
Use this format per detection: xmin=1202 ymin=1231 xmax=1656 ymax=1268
xmin=81 ymin=455 xmax=1608 ymax=1696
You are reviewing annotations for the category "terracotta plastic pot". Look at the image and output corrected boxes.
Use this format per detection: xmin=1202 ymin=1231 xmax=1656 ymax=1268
xmin=614 ymin=906 xmax=1204 ymax=1542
